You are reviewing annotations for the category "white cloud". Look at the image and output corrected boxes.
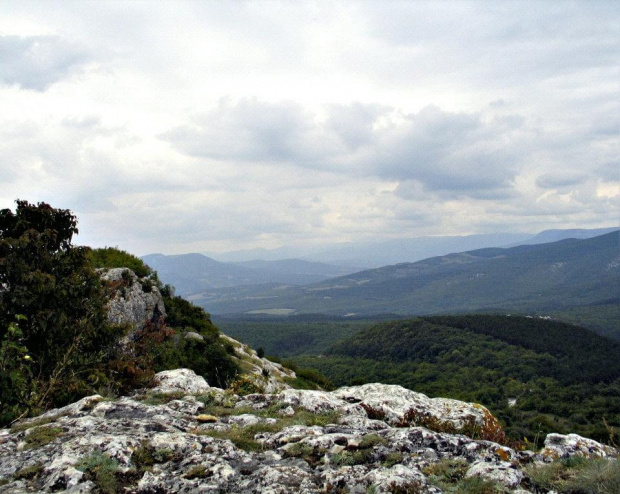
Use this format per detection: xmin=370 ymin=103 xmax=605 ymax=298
xmin=0 ymin=35 xmax=90 ymax=90
xmin=0 ymin=1 xmax=617 ymax=255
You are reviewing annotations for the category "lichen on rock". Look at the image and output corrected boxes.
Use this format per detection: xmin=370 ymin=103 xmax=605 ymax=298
xmin=2 ymin=373 xmax=614 ymax=493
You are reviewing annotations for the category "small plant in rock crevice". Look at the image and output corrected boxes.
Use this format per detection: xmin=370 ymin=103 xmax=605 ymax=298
xmin=13 ymin=463 xmax=44 ymax=480
xmin=75 ymin=451 xmax=122 ymax=494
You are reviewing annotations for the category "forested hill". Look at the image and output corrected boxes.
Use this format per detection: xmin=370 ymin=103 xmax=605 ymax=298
xmin=329 ymin=315 xmax=620 ymax=385
xmin=295 ymin=314 xmax=620 ymax=444
xmin=201 ymin=231 xmax=620 ymax=338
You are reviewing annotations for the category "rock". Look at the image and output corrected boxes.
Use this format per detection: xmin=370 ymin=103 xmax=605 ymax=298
xmin=1 ymin=374 xmax=616 ymax=493
xmin=540 ymin=432 xmax=617 ymax=460
xmin=466 ymin=460 xmax=524 ymax=488
xmin=334 ymin=383 xmax=505 ymax=442
xmin=184 ymin=331 xmax=205 ymax=342
xmin=151 ymin=368 xmax=212 ymax=394
xmin=99 ymin=268 xmax=166 ymax=328
xmin=221 ymin=334 xmax=295 ymax=393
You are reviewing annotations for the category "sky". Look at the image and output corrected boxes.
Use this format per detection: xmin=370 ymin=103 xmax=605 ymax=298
xmin=0 ymin=1 xmax=618 ymax=256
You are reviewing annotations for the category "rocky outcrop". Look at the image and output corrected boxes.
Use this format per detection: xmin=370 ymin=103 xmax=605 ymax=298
xmin=99 ymin=268 xmax=166 ymax=329
xmin=1 ymin=369 xmax=615 ymax=493
xmin=221 ymin=334 xmax=296 ymax=394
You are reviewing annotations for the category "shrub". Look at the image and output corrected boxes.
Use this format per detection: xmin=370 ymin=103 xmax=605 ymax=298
xmin=89 ymin=247 xmax=154 ymax=280
xmin=0 ymin=201 xmax=116 ymax=423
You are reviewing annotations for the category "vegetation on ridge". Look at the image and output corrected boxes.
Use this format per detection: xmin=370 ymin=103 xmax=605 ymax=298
xmin=0 ymin=201 xmax=239 ymax=426
xmin=0 ymin=200 xmax=121 ymax=424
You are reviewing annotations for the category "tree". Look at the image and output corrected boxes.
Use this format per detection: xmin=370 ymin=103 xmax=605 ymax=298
xmin=0 ymin=200 xmax=116 ymax=422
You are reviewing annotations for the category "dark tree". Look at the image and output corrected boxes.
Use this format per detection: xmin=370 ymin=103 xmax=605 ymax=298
xmin=0 ymin=200 xmax=114 ymax=421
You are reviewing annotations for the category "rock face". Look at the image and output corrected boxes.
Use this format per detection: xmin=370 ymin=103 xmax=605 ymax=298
xmin=1 ymin=369 xmax=616 ymax=493
xmin=99 ymin=268 xmax=166 ymax=328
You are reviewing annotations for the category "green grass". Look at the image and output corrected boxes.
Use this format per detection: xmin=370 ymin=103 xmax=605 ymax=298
xmin=423 ymin=459 xmax=509 ymax=493
xmin=23 ymin=426 xmax=64 ymax=450
xmin=525 ymin=456 xmax=620 ymax=494
xmin=13 ymin=463 xmax=44 ymax=480
xmin=193 ymin=408 xmax=341 ymax=451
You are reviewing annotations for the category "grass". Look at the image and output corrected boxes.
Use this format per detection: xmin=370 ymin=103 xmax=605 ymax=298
xmin=525 ymin=456 xmax=620 ymax=494
xmin=194 ymin=407 xmax=341 ymax=451
xmin=23 ymin=426 xmax=64 ymax=450
xmin=13 ymin=463 xmax=44 ymax=480
xmin=138 ymin=391 xmax=186 ymax=405
xmin=10 ymin=416 xmax=59 ymax=434
xmin=184 ymin=465 xmax=210 ymax=479
xmin=198 ymin=422 xmax=281 ymax=451
xmin=131 ymin=441 xmax=179 ymax=471
xmin=423 ymin=459 xmax=509 ymax=494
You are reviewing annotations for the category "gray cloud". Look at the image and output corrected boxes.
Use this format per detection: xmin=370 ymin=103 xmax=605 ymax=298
xmin=0 ymin=1 xmax=618 ymax=254
xmin=0 ymin=35 xmax=90 ymax=91
xmin=162 ymin=98 xmax=342 ymax=164
xmin=164 ymin=101 xmax=526 ymax=197
xmin=536 ymin=173 xmax=589 ymax=189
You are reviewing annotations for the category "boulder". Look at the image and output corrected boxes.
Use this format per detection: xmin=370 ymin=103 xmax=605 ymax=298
xmin=541 ymin=432 xmax=617 ymax=460
xmin=151 ymin=368 xmax=213 ymax=394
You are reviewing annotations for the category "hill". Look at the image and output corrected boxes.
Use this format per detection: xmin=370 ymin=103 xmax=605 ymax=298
xmin=293 ymin=315 xmax=620 ymax=446
xmin=197 ymin=232 xmax=620 ymax=339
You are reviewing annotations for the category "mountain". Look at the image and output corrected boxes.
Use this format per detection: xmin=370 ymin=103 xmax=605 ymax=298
xmin=231 ymin=258 xmax=355 ymax=281
xmin=505 ymin=227 xmax=619 ymax=247
xmin=141 ymin=253 xmax=354 ymax=296
xmin=196 ymin=232 xmax=620 ymax=337
xmin=294 ymin=315 xmax=620 ymax=445
xmin=209 ymin=232 xmax=534 ymax=267
xmin=208 ymin=228 xmax=617 ymax=268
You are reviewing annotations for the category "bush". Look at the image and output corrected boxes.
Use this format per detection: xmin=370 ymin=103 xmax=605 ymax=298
xmin=89 ymin=247 xmax=155 ymax=280
xmin=0 ymin=201 xmax=117 ymax=424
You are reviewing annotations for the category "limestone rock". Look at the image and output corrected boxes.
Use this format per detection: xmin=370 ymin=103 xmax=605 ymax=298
xmin=541 ymin=432 xmax=617 ymax=460
xmin=151 ymin=368 xmax=213 ymax=394
xmin=99 ymin=268 xmax=166 ymax=328
xmin=221 ymin=334 xmax=296 ymax=393
xmin=466 ymin=460 xmax=524 ymax=488
xmin=334 ymin=383 xmax=505 ymax=441
xmin=1 ymin=375 xmax=616 ymax=493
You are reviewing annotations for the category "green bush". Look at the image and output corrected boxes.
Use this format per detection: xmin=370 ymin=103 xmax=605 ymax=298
xmin=89 ymin=247 xmax=154 ymax=279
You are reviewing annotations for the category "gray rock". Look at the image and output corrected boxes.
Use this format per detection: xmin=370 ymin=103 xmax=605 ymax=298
xmin=99 ymin=268 xmax=166 ymax=328
xmin=151 ymin=368 xmax=213 ymax=394
xmin=540 ymin=432 xmax=617 ymax=460
xmin=1 ymin=375 xmax=616 ymax=493
xmin=466 ymin=460 xmax=524 ymax=488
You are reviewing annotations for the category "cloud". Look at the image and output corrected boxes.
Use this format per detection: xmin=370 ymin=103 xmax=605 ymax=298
xmin=0 ymin=2 xmax=618 ymax=255
xmin=536 ymin=173 xmax=588 ymax=189
xmin=164 ymin=100 xmax=527 ymax=197
xmin=0 ymin=35 xmax=90 ymax=91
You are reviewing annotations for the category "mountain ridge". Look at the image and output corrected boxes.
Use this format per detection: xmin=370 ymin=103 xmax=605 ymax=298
xmin=194 ymin=232 xmax=620 ymax=339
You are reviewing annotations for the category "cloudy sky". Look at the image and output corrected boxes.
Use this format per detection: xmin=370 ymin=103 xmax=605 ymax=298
xmin=0 ymin=1 xmax=618 ymax=255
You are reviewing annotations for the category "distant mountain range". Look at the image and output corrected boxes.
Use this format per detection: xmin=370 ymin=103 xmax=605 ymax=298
xmin=190 ymin=231 xmax=619 ymax=338
xmin=206 ymin=227 xmax=617 ymax=267
xmin=141 ymin=253 xmax=354 ymax=296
